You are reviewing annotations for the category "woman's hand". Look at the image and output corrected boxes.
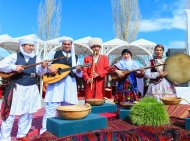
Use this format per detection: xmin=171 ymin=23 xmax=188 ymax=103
xmin=115 ymin=70 xmax=124 ymax=78
xmin=173 ymin=82 xmax=179 ymax=86
xmin=139 ymin=68 xmax=145 ymax=75
xmin=159 ymin=71 xmax=168 ymax=77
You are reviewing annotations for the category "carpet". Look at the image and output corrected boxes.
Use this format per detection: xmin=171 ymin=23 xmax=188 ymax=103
xmin=1 ymin=107 xmax=190 ymax=141
xmin=165 ymin=104 xmax=190 ymax=119
xmin=36 ymin=118 xmax=190 ymax=141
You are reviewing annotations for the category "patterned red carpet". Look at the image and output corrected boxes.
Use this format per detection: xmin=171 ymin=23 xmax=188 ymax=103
xmin=36 ymin=118 xmax=190 ymax=141
xmin=0 ymin=108 xmax=45 ymax=141
xmin=1 ymin=107 xmax=190 ymax=141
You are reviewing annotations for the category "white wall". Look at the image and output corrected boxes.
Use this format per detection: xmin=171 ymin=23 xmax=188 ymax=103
xmin=176 ymin=87 xmax=190 ymax=104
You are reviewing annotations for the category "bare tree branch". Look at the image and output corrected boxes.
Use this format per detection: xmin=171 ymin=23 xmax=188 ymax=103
xmin=111 ymin=0 xmax=141 ymax=42
xmin=38 ymin=0 xmax=62 ymax=40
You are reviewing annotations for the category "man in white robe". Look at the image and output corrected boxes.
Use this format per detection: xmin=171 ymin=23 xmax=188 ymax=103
xmin=0 ymin=39 xmax=48 ymax=141
xmin=40 ymin=36 xmax=82 ymax=134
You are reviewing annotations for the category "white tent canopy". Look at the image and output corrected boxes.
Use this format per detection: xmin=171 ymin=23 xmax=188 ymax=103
xmin=104 ymin=38 xmax=154 ymax=57
xmin=130 ymin=39 xmax=156 ymax=54
xmin=106 ymin=44 xmax=152 ymax=56
xmin=0 ymin=34 xmax=155 ymax=59
xmin=74 ymin=36 xmax=92 ymax=46
xmin=0 ymin=34 xmax=12 ymax=40
xmin=104 ymin=38 xmax=129 ymax=46
xmin=43 ymin=36 xmax=93 ymax=56
xmin=0 ymin=40 xmax=19 ymax=53
xmin=0 ymin=34 xmax=42 ymax=53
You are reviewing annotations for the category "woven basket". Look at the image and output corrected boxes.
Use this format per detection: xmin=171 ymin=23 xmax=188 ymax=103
xmin=160 ymin=97 xmax=181 ymax=105
xmin=86 ymin=98 xmax=105 ymax=106
xmin=56 ymin=103 xmax=91 ymax=120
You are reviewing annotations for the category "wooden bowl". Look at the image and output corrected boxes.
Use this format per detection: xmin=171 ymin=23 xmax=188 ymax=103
xmin=160 ymin=97 xmax=181 ymax=105
xmin=56 ymin=103 xmax=91 ymax=120
xmin=86 ymin=98 xmax=105 ymax=106
xmin=120 ymin=102 xmax=135 ymax=108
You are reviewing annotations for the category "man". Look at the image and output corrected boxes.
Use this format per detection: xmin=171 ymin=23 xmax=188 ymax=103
xmin=83 ymin=37 xmax=110 ymax=99
xmin=0 ymin=39 xmax=48 ymax=141
xmin=40 ymin=36 xmax=82 ymax=134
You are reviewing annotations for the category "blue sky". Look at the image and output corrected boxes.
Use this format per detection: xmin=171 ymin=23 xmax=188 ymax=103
xmin=0 ymin=0 xmax=188 ymax=56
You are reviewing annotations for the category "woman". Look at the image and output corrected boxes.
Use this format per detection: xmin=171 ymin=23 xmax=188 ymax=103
xmin=145 ymin=44 xmax=176 ymax=101
xmin=111 ymin=49 xmax=144 ymax=105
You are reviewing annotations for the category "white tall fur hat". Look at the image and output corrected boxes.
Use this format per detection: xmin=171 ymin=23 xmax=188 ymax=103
xmin=88 ymin=37 xmax=103 ymax=48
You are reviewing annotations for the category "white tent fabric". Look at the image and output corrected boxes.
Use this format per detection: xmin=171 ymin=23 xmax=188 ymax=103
xmin=43 ymin=36 xmax=92 ymax=55
xmin=104 ymin=38 xmax=129 ymax=46
xmin=0 ymin=34 xmax=155 ymax=58
xmin=0 ymin=34 xmax=43 ymax=53
xmin=0 ymin=39 xmax=19 ymax=53
xmin=74 ymin=36 xmax=92 ymax=46
xmin=0 ymin=34 xmax=12 ymax=40
xmin=130 ymin=39 xmax=156 ymax=54
xmin=130 ymin=38 xmax=156 ymax=46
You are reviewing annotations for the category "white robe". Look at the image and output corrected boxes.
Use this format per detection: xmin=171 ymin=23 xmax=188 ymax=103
xmin=44 ymin=51 xmax=82 ymax=104
xmin=0 ymin=53 xmax=46 ymax=115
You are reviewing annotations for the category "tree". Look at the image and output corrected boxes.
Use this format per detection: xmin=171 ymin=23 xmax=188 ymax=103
xmin=38 ymin=0 xmax=62 ymax=40
xmin=111 ymin=0 xmax=141 ymax=42
xmin=185 ymin=0 xmax=190 ymax=9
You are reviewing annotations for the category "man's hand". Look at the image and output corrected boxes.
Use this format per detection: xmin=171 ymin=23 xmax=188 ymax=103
xmin=87 ymin=78 xmax=93 ymax=84
xmin=93 ymin=72 xmax=99 ymax=78
xmin=76 ymin=65 xmax=82 ymax=73
xmin=41 ymin=60 xmax=48 ymax=68
xmin=48 ymin=66 xmax=57 ymax=75
xmin=16 ymin=65 xmax=24 ymax=73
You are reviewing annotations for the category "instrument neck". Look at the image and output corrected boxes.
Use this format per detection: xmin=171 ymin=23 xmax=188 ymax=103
xmin=22 ymin=56 xmax=65 ymax=69
xmin=123 ymin=63 xmax=166 ymax=74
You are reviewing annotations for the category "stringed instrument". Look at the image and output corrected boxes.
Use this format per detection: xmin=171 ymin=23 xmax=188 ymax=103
xmin=0 ymin=56 xmax=66 ymax=79
xmin=111 ymin=63 xmax=166 ymax=80
xmin=43 ymin=63 xmax=91 ymax=84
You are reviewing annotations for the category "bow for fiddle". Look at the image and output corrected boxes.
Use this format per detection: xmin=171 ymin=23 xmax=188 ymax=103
xmin=91 ymin=51 xmax=98 ymax=89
